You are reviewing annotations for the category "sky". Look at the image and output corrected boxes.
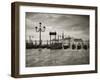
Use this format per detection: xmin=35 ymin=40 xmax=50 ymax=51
xmin=25 ymin=12 xmax=89 ymax=41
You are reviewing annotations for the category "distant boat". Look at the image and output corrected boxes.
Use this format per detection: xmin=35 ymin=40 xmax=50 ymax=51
xmin=63 ymin=45 xmax=69 ymax=49
xmin=50 ymin=43 xmax=62 ymax=49
xmin=26 ymin=42 xmax=33 ymax=49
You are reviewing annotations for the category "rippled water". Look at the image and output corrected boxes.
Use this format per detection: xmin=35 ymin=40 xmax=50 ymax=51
xmin=26 ymin=49 xmax=89 ymax=67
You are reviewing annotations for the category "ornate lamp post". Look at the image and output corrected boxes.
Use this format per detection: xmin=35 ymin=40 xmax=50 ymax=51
xmin=35 ymin=22 xmax=46 ymax=48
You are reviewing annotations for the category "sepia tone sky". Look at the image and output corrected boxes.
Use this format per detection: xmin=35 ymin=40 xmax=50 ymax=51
xmin=25 ymin=12 xmax=89 ymax=41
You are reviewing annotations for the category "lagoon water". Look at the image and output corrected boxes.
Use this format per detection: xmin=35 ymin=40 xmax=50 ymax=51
xmin=26 ymin=49 xmax=89 ymax=67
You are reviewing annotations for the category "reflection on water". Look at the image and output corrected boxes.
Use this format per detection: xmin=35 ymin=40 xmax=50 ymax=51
xmin=26 ymin=49 xmax=89 ymax=67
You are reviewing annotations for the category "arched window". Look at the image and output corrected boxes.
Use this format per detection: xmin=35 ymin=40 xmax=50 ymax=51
xmin=72 ymin=44 xmax=76 ymax=49
xmin=77 ymin=43 xmax=81 ymax=50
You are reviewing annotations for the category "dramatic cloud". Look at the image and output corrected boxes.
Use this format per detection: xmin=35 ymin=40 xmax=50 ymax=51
xmin=25 ymin=12 xmax=89 ymax=40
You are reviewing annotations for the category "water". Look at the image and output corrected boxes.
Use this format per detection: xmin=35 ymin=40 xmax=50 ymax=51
xmin=26 ymin=49 xmax=89 ymax=67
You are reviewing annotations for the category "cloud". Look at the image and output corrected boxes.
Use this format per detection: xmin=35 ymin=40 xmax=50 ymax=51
xmin=25 ymin=12 xmax=89 ymax=40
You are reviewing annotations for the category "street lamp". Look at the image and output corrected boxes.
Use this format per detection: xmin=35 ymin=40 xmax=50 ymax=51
xmin=35 ymin=22 xmax=46 ymax=48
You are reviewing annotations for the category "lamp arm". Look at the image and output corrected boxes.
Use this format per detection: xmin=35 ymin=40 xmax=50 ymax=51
xmin=41 ymin=26 xmax=46 ymax=32
xmin=41 ymin=29 xmax=45 ymax=32
xmin=35 ymin=28 xmax=40 ymax=32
